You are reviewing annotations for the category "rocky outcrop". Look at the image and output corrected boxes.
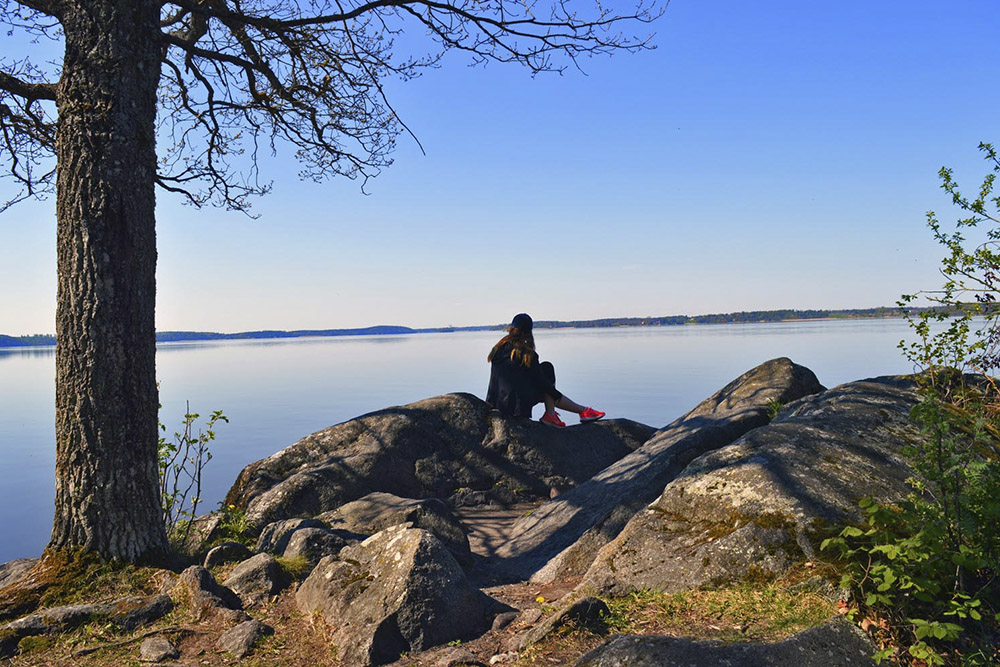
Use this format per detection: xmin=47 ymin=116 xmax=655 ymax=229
xmin=574 ymin=617 xmax=877 ymax=666
xmin=296 ymin=524 xmax=496 ymax=667
xmin=225 ymin=393 xmax=655 ymax=528
xmin=318 ymin=492 xmax=472 ymax=567
xmin=581 ymin=377 xmax=920 ymax=595
xmin=491 ymin=358 xmax=825 ymax=582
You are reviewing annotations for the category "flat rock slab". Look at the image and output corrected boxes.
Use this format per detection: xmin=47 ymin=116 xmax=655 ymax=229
xmin=574 ymin=618 xmax=877 ymax=666
xmin=582 ymin=377 xmax=920 ymax=595
xmin=0 ymin=559 xmax=37 ymax=591
xmin=491 ymin=358 xmax=825 ymax=582
xmin=1 ymin=595 xmax=173 ymax=658
xmin=225 ymin=393 xmax=655 ymax=528
xmin=453 ymin=502 xmax=543 ymax=558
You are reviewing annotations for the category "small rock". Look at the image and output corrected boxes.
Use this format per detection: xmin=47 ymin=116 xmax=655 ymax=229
xmin=139 ymin=636 xmax=180 ymax=662
xmin=176 ymin=566 xmax=242 ymax=619
xmin=489 ymin=652 xmax=518 ymax=665
xmin=113 ymin=594 xmax=174 ymax=632
xmin=281 ymin=527 xmax=347 ymax=566
xmin=203 ymin=541 xmax=251 ymax=569
xmin=216 ymin=619 xmax=274 ymax=659
xmin=223 ymin=554 xmax=289 ymax=604
xmin=254 ymin=518 xmax=327 ymax=554
xmin=434 ymin=646 xmax=484 ymax=667
xmin=491 ymin=612 xmax=518 ymax=632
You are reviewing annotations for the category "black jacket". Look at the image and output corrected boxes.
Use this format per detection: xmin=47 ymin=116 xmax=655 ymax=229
xmin=486 ymin=342 xmax=558 ymax=417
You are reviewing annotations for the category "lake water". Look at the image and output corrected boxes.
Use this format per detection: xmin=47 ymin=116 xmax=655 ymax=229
xmin=0 ymin=319 xmax=920 ymax=563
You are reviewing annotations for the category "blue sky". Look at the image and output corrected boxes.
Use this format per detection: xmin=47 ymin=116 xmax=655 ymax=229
xmin=2 ymin=0 xmax=999 ymax=335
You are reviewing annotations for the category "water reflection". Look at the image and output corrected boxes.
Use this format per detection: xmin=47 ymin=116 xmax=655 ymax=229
xmin=0 ymin=347 xmax=55 ymax=361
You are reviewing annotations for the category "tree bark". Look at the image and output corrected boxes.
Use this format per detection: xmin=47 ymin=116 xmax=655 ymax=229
xmin=49 ymin=0 xmax=167 ymax=561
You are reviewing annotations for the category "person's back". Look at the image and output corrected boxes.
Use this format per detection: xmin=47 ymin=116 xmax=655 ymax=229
xmin=486 ymin=313 xmax=605 ymax=427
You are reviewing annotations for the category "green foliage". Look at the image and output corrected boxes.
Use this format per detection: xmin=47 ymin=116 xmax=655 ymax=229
xmin=766 ymin=399 xmax=784 ymax=420
xmin=158 ymin=400 xmax=228 ymax=547
xmin=824 ymin=143 xmax=1000 ymax=665
xmin=215 ymin=503 xmax=253 ymax=547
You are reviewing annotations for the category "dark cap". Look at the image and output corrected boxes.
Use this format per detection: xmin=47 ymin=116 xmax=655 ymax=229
xmin=511 ymin=313 xmax=533 ymax=332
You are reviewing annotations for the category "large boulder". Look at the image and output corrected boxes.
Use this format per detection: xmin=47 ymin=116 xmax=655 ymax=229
xmin=582 ymin=377 xmax=920 ymax=595
xmin=225 ymin=392 xmax=655 ymax=527
xmin=296 ymin=524 xmax=494 ymax=667
xmin=491 ymin=358 xmax=825 ymax=582
xmin=318 ymin=492 xmax=472 ymax=567
xmin=574 ymin=617 xmax=877 ymax=666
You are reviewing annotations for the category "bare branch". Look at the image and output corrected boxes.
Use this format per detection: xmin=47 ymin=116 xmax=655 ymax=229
xmin=0 ymin=70 xmax=57 ymax=100
xmin=151 ymin=0 xmax=664 ymax=209
xmin=12 ymin=0 xmax=64 ymax=18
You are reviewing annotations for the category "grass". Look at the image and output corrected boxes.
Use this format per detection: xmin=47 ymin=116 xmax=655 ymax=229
xmin=513 ymin=580 xmax=838 ymax=667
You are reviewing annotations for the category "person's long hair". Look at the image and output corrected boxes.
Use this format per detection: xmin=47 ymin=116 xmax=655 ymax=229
xmin=488 ymin=326 xmax=535 ymax=367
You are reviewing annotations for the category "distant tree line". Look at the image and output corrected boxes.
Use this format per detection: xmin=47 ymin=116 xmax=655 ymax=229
xmin=0 ymin=308 xmax=917 ymax=349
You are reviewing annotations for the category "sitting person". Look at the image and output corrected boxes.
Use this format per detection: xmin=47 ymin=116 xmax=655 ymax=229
xmin=486 ymin=313 xmax=605 ymax=428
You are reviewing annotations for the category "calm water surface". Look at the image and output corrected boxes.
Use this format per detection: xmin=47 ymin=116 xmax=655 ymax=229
xmin=0 ymin=319 xmax=918 ymax=562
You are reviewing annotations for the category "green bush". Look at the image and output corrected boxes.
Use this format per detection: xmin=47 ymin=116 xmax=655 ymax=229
xmin=823 ymin=144 xmax=1000 ymax=665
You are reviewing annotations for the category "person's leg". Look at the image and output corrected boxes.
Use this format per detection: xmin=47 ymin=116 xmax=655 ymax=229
xmin=554 ymin=395 xmax=587 ymax=413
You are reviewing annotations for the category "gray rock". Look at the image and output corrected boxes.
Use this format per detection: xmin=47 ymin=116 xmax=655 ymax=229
xmin=433 ymin=646 xmax=486 ymax=666
xmin=254 ymin=517 xmax=327 ymax=554
xmin=223 ymin=553 xmax=289 ymax=603
xmin=492 ymin=358 xmax=825 ymax=582
xmin=281 ymin=527 xmax=348 ymax=565
xmin=216 ymin=619 xmax=274 ymax=659
xmin=491 ymin=611 xmax=519 ymax=632
xmin=0 ymin=558 xmax=37 ymax=590
xmin=573 ymin=617 xmax=877 ymax=666
xmin=508 ymin=596 xmax=610 ymax=652
xmin=111 ymin=594 xmax=174 ymax=632
xmin=203 ymin=541 xmax=251 ymax=569
xmin=224 ymin=393 xmax=655 ymax=527
xmin=318 ymin=492 xmax=472 ymax=566
xmin=296 ymin=524 xmax=492 ymax=667
xmin=176 ymin=566 xmax=242 ymax=619
xmin=582 ymin=377 xmax=920 ymax=595
xmin=139 ymin=636 xmax=180 ymax=662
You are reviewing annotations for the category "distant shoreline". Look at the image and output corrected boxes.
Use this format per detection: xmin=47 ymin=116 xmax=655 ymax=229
xmin=0 ymin=308 xmax=910 ymax=349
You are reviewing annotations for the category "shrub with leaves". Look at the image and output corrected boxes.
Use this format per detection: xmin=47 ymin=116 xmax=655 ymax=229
xmin=823 ymin=144 xmax=1000 ymax=665
xmin=159 ymin=401 xmax=228 ymax=547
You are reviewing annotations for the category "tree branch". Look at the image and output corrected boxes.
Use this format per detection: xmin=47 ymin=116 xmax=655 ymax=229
xmin=0 ymin=70 xmax=57 ymax=101
xmin=12 ymin=0 xmax=64 ymax=18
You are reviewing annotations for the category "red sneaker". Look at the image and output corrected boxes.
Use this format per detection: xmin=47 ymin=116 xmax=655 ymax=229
xmin=579 ymin=407 xmax=605 ymax=423
xmin=540 ymin=410 xmax=566 ymax=428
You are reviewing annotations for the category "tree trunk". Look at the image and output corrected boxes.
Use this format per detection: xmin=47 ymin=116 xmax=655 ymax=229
xmin=49 ymin=0 xmax=167 ymax=562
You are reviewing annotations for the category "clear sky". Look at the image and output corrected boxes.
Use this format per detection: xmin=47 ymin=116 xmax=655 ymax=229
xmin=2 ymin=0 xmax=999 ymax=336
